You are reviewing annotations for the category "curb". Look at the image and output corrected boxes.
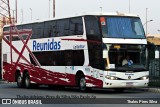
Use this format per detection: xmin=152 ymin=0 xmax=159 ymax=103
xmin=0 ymin=80 xmax=8 ymax=84
xmin=130 ymin=88 xmax=149 ymax=92
xmin=148 ymin=88 xmax=160 ymax=93
xmin=133 ymin=87 xmax=160 ymax=93
xmin=0 ymin=81 xmax=160 ymax=93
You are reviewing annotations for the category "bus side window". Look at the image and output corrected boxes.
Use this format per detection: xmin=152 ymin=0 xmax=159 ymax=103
xmin=3 ymin=54 xmax=7 ymax=62
xmin=51 ymin=22 xmax=56 ymax=37
xmin=84 ymin=16 xmax=100 ymax=36
xmin=44 ymin=21 xmax=56 ymax=37
xmin=32 ymin=23 xmax=44 ymax=39
xmin=70 ymin=17 xmax=83 ymax=35
xmin=56 ymin=19 xmax=70 ymax=37
xmin=64 ymin=22 xmax=69 ymax=36
xmin=17 ymin=25 xmax=22 ymax=30
xmin=69 ymin=23 xmax=75 ymax=35
xmin=73 ymin=50 xmax=84 ymax=66
xmin=3 ymin=27 xmax=9 ymax=32
xmin=64 ymin=50 xmax=84 ymax=66
xmin=65 ymin=51 xmax=73 ymax=66
xmin=55 ymin=24 xmax=60 ymax=37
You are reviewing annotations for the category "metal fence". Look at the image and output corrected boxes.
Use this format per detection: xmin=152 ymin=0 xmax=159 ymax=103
xmin=0 ymin=41 xmax=1 ymax=80
xmin=148 ymin=43 xmax=160 ymax=87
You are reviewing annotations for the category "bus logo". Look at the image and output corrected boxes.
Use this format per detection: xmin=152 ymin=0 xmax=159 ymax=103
xmin=32 ymin=39 xmax=61 ymax=51
xmin=73 ymin=45 xmax=85 ymax=49
xmin=128 ymin=76 xmax=131 ymax=79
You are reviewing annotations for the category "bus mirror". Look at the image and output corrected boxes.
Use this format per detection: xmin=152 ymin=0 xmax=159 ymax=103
xmin=103 ymin=49 xmax=108 ymax=58
xmin=155 ymin=50 xmax=159 ymax=59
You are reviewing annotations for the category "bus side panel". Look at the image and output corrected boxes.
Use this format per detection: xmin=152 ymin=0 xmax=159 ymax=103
xmin=2 ymin=39 xmax=15 ymax=82
xmin=85 ymin=75 xmax=103 ymax=88
xmin=20 ymin=63 xmax=76 ymax=86
xmin=66 ymin=73 xmax=76 ymax=86
xmin=3 ymin=59 xmax=104 ymax=87
xmin=74 ymin=67 xmax=103 ymax=88
xmin=20 ymin=65 xmax=71 ymax=85
xmin=3 ymin=62 xmax=15 ymax=82
xmin=29 ymin=67 xmax=76 ymax=86
xmin=3 ymin=61 xmax=77 ymax=86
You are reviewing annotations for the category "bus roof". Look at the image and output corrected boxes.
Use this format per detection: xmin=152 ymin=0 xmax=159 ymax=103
xmin=4 ymin=12 xmax=139 ymax=27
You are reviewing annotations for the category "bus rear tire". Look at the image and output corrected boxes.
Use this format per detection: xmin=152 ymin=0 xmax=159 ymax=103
xmin=24 ymin=72 xmax=31 ymax=88
xmin=16 ymin=74 xmax=24 ymax=88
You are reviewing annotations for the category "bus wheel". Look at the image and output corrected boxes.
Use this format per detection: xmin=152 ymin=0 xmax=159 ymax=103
xmin=114 ymin=88 xmax=125 ymax=93
xmin=79 ymin=77 xmax=87 ymax=92
xmin=16 ymin=74 xmax=24 ymax=88
xmin=24 ymin=72 xmax=31 ymax=88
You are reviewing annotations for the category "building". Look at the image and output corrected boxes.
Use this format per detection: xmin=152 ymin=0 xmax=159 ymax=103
xmin=0 ymin=17 xmax=3 ymax=79
xmin=0 ymin=17 xmax=4 ymax=39
xmin=147 ymin=34 xmax=160 ymax=45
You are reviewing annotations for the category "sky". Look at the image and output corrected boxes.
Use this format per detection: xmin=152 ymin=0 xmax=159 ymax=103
xmin=9 ymin=0 xmax=160 ymax=34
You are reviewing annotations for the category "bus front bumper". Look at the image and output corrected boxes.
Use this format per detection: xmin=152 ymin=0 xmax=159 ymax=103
xmin=103 ymin=79 xmax=149 ymax=88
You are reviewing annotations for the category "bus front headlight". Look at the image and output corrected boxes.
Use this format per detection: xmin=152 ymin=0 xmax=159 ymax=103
xmin=105 ymin=75 xmax=118 ymax=80
xmin=140 ymin=76 xmax=149 ymax=80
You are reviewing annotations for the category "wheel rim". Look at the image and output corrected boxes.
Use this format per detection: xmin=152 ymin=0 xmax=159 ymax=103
xmin=80 ymin=78 xmax=86 ymax=91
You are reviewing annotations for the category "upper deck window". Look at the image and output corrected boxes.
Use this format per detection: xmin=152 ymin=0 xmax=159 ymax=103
xmin=3 ymin=17 xmax=83 ymax=41
xmin=85 ymin=16 xmax=101 ymax=36
xmin=100 ymin=16 xmax=145 ymax=39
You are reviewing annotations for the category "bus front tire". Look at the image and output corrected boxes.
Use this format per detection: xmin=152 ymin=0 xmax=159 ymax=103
xmin=79 ymin=77 xmax=89 ymax=92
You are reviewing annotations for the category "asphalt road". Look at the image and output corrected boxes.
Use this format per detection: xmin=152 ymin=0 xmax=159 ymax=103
xmin=0 ymin=83 xmax=160 ymax=107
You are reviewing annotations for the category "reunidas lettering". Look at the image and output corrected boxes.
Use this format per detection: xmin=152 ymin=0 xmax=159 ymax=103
xmin=33 ymin=39 xmax=61 ymax=51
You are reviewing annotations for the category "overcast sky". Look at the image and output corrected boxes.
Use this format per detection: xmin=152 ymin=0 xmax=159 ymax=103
xmin=10 ymin=0 xmax=160 ymax=34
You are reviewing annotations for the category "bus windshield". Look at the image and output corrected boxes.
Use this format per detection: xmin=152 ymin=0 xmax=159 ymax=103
xmin=106 ymin=44 xmax=147 ymax=71
xmin=100 ymin=17 xmax=145 ymax=39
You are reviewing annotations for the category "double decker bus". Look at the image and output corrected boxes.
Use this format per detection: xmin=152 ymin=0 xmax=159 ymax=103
xmin=1 ymin=12 xmax=149 ymax=92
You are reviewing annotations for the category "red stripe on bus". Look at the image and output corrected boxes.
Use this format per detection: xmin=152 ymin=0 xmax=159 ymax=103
xmin=61 ymin=38 xmax=102 ymax=44
xmin=3 ymin=62 xmax=103 ymax=88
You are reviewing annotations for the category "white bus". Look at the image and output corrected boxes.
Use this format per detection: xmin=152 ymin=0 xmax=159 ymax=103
xmin=1 ymin=12 xmax=149 ymax=92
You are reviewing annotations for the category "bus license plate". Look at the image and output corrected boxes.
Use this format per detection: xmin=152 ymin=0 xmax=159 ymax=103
xmin=126 ymin=82 xmax=133 ymax=87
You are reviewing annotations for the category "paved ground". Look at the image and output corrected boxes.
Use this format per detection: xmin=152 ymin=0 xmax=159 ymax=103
xmin=0 ymin=82 xmax=160 ymax=98
xmin=0 ymin=80 xmax=160 ymax=93
xmin=0 ymin=82 xmax=160 ymax=107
